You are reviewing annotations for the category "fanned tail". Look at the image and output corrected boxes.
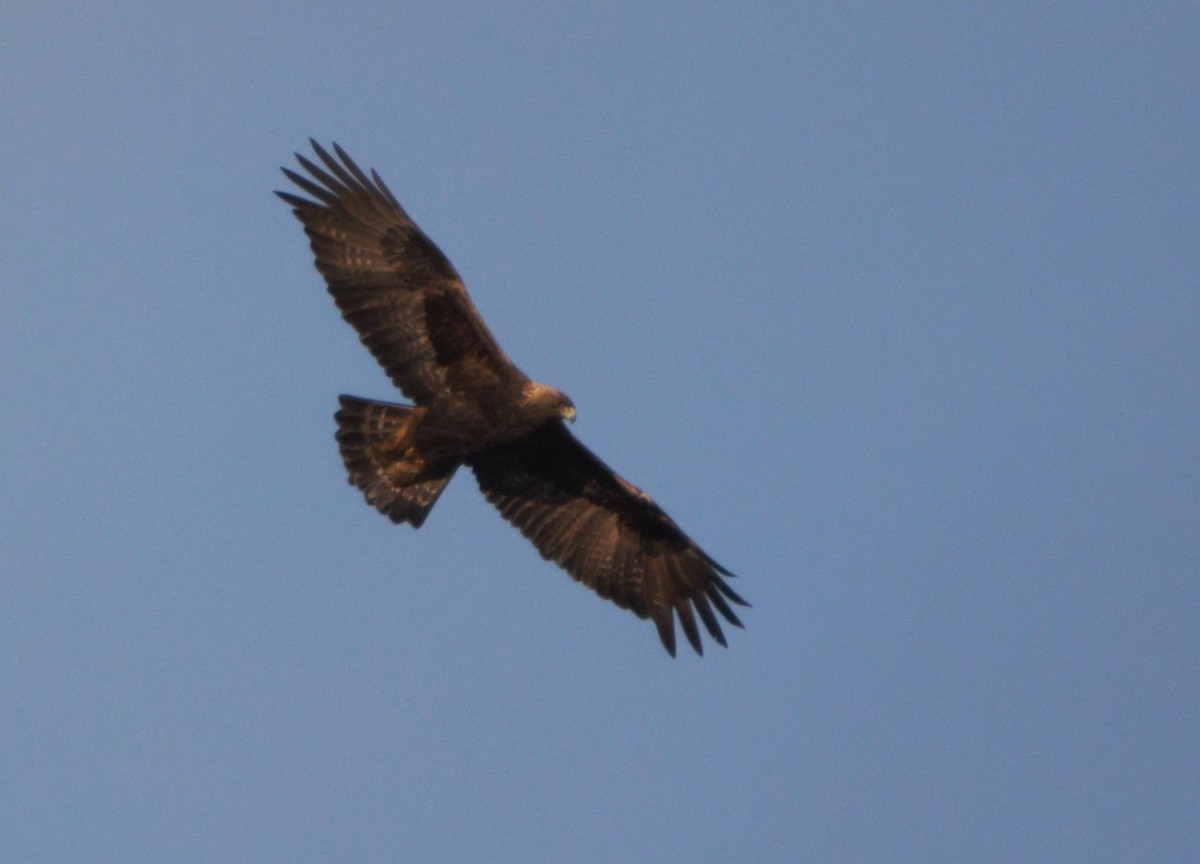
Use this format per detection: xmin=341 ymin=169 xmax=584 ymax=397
xmin=334 ymin=395 xmax=457 ymax=527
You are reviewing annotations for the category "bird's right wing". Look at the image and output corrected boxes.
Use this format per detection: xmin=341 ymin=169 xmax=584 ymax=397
xmin=469 ymin=422 xmax=747 ymax=656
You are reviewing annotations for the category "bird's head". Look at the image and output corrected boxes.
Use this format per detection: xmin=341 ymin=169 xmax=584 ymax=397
xmin=524 ymin=381 xmax=576 ymax=424
xmin=557 ymin=394 xmax=576 ymax=424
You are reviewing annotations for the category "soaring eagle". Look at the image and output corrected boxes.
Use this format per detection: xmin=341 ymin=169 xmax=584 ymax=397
xmin=277 ymin=141 xmax=747 ymax=656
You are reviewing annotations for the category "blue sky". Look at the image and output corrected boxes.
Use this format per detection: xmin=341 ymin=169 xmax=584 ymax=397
xmin=3 ymin=3 xmax=1198 ymax=862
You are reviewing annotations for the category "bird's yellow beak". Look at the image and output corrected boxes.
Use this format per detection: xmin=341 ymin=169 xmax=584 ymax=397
xmin=560 ymin=404 xmax=577 ymax=423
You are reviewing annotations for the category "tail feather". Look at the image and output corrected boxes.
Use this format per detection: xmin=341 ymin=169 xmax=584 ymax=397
xmin=334 ymin=395 xmax=456 ymax=527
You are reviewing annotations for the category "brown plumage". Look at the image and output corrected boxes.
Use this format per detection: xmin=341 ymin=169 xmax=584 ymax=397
xmin=277 ymin=140 xmax=747 ymax=656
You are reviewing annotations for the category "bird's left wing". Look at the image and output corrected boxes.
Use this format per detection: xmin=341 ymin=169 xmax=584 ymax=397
xmin=277 ymin=141 xmax=517 ymax=405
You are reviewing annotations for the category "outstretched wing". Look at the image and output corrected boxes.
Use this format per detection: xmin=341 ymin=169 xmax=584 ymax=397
xmin=469 ymin=422 xmax=748 ymax=656
xmin=277 ymin=140 xmax=517 ymax=405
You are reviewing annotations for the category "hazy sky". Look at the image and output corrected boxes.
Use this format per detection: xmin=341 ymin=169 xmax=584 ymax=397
xmin=4 ymin=3 xmax=1198 ymax=862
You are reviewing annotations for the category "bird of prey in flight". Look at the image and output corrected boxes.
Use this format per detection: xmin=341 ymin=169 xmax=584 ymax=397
xmin=278 ymin=141 xmax=747 ymax=656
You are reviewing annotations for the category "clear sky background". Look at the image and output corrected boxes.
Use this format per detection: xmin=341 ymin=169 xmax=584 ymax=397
xmin=3 ymin=3 xmax=1197 ymax=862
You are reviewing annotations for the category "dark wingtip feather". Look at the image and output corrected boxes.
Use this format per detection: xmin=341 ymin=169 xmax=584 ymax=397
xmin=312 ymin=140 xmax=366 ymax=193
xmin=332 ymin=142 xmax=375 ymax=190
xmin=293 ymin=152 xmax=352 ymax=201
xmin=691 ymin=594 xmax=728 ymax=648
xmin=274 ymin=190 xmax=311 ymax=209
xmin=280 ymin=165 xmax=340 ymax=205
xmin=309 ymin=138 xmax=334 ymax=165
xmin=653 ymin=613 xmax=677 ymax=657
xmin=675 ymin=601 xmax=704 ymax=656
xmin=713 ymin=573 xmax=751 ymax=608
xmin=705 ymin=583 xmax=745 ymax=630
xmin=371 ymin=168 xmax=403 ymax=209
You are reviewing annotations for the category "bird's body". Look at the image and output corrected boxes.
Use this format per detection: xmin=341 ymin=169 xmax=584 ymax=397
xmin=278 ymin=141 xmax=746 ymax=656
